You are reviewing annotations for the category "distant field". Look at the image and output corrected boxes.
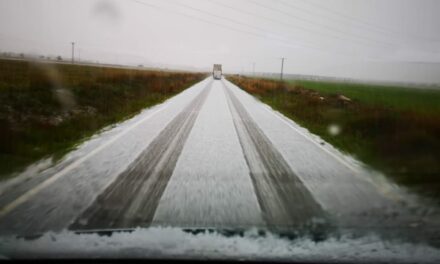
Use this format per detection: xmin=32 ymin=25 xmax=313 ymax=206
xmin=0 ymin=59 xmax=206 ymax=178
xmin=229 ymin=76 xmax=440 ymax=202
xmin=290 ymin=80 xmax=440 ymax=114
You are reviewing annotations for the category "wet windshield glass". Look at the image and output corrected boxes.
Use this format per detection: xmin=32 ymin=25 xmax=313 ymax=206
xmin=0 ymin=0 xmax=439 ymax=262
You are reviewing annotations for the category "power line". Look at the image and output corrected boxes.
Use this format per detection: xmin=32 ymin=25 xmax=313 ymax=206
xmin=206 ymin=0 xmax=396 ymax=61
xmin=130 ymin=0 xmax=266 ymax=40
xmin=247 ymin=0 xmax=395 ymax=48
xmin=166 ymin=0 xmax=358 ymax=54
xmin=161 ymin=0 xmax=329 ymax=50
xmin=206 ymin=0 xmax=350 ymax=48
xmin=305 ymin=0 xmax=438 ymax=42
xmin=130 ymin=0 xmax=366 ymax=59
xmin=275 ymin=0 xmax=402 ymax=43
xmin=164 ymin=1 xmax=272 ymax=37
xmin=300 ymin=0 xmax=402 ymax=36
xmin=205 ymin=0 xmax=391 ymax=60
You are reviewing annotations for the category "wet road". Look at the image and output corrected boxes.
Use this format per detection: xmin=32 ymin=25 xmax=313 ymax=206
xmin=0 ymin=77 xmax=437 ymax=236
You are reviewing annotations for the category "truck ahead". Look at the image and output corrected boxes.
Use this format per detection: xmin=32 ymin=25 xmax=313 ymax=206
xmin=213 ymin=64 xmax=222 ymax=80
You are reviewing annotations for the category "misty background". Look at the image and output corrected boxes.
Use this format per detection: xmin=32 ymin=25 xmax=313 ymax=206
xmin=0 ymin=0 xmax=439 ymax=83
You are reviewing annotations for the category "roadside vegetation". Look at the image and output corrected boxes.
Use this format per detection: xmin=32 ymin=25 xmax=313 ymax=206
xmin=228 ymin=76 xmax=440 ymax=202
xmin=292 ymin=80 xmax=440 ymax=115
xmin=0 ymin=59 xmax=206 ymax=178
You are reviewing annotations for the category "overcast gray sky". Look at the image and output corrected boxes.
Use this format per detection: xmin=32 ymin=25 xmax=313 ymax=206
xmin=1 ymin=0 xmax=440 ymax=83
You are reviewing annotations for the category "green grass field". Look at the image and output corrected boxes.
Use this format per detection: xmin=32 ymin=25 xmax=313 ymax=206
xmin=291 ymin=80 xmax=440 ymax=115
xmin=0 ymin=59 xmax=206 ymax=178
xmin=229 ymin=76 xmax=440 ymax=202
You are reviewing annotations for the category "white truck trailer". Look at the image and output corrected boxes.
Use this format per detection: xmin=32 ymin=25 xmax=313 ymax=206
xmin=213 ymin=64 xmax=222 ymax=80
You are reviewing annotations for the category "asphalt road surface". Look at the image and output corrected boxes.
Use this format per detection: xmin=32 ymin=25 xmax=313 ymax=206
xmin=0 ymin=77 xmax=438 ymax=239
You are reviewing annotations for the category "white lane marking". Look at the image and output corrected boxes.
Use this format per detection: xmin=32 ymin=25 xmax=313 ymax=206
xmin=224 ymin=80 xmax=360 ymax=173
xmin=0 ymin=106 xmax=168 ymax=219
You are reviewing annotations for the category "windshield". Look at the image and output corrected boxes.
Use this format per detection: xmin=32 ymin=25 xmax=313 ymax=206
xmin=0 ymin=0 xmax=440 ymax=262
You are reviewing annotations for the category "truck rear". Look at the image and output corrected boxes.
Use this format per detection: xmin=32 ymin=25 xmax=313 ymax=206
xmin=213 ymin=64 xmax=222 ymax=80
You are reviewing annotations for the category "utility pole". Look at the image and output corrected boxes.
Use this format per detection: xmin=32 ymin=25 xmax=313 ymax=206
xmin=252 ymin=62 xmax=255 ymax=77
xmin=280 ymin=57 xmax=285 ymax=81
xmin=71 ymin=42 xmax=75 ymax=63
